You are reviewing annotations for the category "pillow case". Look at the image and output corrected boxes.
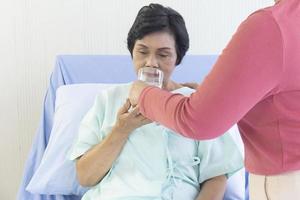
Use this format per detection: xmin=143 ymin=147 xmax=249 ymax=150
xmin=26 ymin=83 xmax=121 ymax=195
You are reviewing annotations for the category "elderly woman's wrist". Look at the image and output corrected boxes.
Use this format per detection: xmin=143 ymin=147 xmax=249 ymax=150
xmin=111 ymin=125 xmax=132 ymax=138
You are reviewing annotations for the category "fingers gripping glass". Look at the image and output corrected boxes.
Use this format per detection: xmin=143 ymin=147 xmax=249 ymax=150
xmin=138 ymin=67 xmax=164 ymax=88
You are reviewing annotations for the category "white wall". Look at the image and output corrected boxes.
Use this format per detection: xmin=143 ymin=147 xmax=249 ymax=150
xmin=0 ymin=0 xmax=274 ymax=199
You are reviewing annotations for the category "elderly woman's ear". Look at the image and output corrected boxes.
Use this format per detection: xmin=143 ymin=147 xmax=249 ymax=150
xmin=180 ymin=82 xmax=199 ymax=90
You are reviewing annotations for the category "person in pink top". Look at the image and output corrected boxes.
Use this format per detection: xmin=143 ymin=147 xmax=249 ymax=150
xmin=129 ymin=0 xmax=300 ymax=199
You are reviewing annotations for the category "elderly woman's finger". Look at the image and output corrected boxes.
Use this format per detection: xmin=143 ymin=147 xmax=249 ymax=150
xmin=141 ymin=118 xmax=152 ymax=124
xmin=117 ymin=99 xmax=131 ymax=115
xmin=128 ymin=106 xmax=140 ymax=117
xmin=135 ymin=115 xmax=152 ymax=124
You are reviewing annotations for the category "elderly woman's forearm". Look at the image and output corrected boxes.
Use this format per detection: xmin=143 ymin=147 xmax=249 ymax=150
xmin=76 ymin=128 xmax=130 ymax=187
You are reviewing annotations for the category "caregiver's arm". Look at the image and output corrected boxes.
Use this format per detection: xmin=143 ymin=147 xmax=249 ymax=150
xmin=76 ymin=100 xmax=151 ymax=187
xmin=136 ymin=10 xmax=283 ymax=139
xmin=196 ymin=175 xmax=227 ymax=200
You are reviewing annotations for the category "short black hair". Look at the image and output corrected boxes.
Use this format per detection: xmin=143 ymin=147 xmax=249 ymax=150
xmin=127 ymin=3 xmax=189 ymax=65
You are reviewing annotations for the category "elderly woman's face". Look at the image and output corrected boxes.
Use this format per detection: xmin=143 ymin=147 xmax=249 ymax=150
xmin=132 ymin=31 xmax=177 ymax=86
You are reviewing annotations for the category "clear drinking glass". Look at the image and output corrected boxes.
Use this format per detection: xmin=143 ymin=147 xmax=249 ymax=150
xmin=137 ymin=67 xmax=164 ymax=88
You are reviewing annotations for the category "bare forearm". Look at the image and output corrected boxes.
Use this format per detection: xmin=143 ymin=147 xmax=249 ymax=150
xmin=76 ymin=128 xmax=129 ymax=187
xmin=196 ymin=175 xmax=227 ymax=200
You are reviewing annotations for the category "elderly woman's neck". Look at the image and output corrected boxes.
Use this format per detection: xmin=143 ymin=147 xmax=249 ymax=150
xmin=164 ymin=80 xmax=182 ymax=91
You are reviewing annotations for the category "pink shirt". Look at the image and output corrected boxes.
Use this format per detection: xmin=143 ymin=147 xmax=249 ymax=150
xmin=138 ymin=0 xmax=300 ymax=175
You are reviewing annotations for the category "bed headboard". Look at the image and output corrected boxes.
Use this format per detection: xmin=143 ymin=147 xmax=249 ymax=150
xmin=55 ymin=55 xmax=218 ymax=84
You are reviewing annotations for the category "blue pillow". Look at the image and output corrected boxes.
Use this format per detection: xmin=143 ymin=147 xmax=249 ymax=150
xmin=26 ymin=83 xmax=119 ymax=195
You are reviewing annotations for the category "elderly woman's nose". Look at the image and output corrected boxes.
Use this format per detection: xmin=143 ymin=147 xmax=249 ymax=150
xmin=145 ymin=55 xmax=159 ymax=68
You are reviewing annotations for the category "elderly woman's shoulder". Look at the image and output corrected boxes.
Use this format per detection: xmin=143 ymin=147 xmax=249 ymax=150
xmin=93 ymin=83 xmax=131 ymax=103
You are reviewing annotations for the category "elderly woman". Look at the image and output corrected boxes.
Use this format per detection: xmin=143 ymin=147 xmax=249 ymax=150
xmin=69 ymin=4 xmax=243 ymax=200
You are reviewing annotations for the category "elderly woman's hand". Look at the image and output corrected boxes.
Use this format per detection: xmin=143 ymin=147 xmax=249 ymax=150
xmin=129 ymin=80 xmax=150 ymax=106
xmin=114 ymin=99 xmax=152 ymax=135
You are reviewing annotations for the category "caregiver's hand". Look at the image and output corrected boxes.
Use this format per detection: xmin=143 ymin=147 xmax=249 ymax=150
xmin=129 ymin=80 xmax=150 ymax=106
xmin=114 ymin=98 xmax=152 ymax=135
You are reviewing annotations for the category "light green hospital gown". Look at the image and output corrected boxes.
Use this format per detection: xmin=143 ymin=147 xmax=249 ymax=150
xmin=69 ymin=83 xmax=243 ymax=200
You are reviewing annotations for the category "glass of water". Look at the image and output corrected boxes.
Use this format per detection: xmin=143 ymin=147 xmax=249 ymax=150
xmin=137 ymin=67 xmax=164 ymax=88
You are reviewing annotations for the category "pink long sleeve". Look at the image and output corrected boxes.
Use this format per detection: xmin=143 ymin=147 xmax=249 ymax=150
xmin=138 ymin=10 xmax=283 ymax=140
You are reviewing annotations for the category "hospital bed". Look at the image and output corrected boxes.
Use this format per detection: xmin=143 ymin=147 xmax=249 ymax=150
xmin=17 ymin=55 xmax=249 ymax=200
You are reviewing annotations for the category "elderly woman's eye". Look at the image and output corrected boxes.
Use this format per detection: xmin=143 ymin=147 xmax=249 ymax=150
xmin=159 ymin=54 xmax=169 ymax=58
xmin=138 ymin=51 xmax=147 ymax=55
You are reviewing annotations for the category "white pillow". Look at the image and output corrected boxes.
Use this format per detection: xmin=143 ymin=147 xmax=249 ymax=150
xmin=26 ymin=83 xmax=121 ymax=195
